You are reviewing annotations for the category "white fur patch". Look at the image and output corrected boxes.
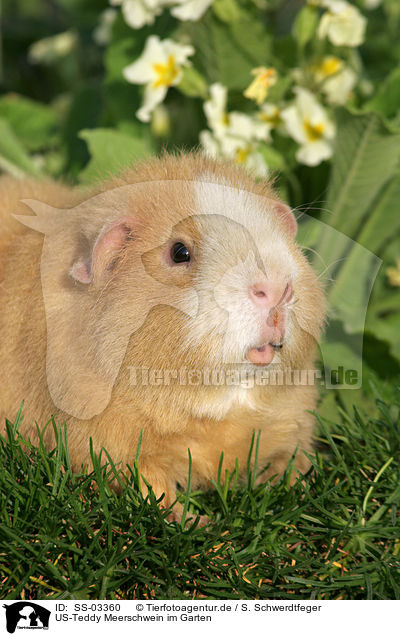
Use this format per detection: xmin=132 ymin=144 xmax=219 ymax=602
xmin=182 ymin=179 xmax=298 ymax=364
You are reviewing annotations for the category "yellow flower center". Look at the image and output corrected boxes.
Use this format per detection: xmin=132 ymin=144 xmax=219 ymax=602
xmin=315 ymin=56 xmax=342 ymax=78
xmin=304 ymin=118 xmax=325 ymax=142
xmin=235 ymin=147 xmax=250 ymax=163
xmin=259 ymin=108 xmax=281 ymax=127
xmin=153 ymin=55 xmax=179 ymax=88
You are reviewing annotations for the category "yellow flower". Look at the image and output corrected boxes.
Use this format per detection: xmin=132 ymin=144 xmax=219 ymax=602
xmin=244 ymin=67 xmax=277 ymax=105
xmin=387 ymin=259 xmax=400 ymax=287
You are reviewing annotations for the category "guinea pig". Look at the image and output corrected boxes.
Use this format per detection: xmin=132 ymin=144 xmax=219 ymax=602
xmin=0 ymin=153 xmax=325 ymax=520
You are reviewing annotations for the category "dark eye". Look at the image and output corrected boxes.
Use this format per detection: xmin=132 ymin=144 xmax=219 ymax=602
xmin=171 ymin=242 xmax=191 ymax=264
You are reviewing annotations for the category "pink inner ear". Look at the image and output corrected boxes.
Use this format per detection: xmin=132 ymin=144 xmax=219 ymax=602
xmin=70 ymin=259 xmax=92 ymax=284
xmin=273 ymin=201 xmax=297 ymax=237
xmin=71 ymin=216 xmax=137 ymax=285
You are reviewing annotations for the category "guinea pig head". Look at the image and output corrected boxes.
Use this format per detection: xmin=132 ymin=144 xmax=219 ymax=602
xmin=164 ymin=180 xmax=325 ymax=374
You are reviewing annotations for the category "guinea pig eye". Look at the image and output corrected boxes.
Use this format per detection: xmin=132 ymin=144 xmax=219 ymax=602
xmin=171 ymin=242 xmax=191 ymax=264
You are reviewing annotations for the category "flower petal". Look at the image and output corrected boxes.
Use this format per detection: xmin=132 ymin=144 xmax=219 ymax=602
xmin=136 ymin=84 xmax=168 ymax=122
xmin=296 ymin=140 xmax=333 ymax=165
xmin=171 ymin=0 xmax=213 ymax=21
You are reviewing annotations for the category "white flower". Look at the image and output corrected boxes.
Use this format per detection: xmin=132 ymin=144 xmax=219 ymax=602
xmin=311 ymin=55 xmax=342 ymax=81
xmin=318 ymin=1 xmax=367 ymax=47
xmin=171 ymin=0 xmax=213 ymax=21
xmin=228 ymin=111 xmax=271 ymax=143
xmin=281 ymin=88 xmax=335 ymax=166
xmin=28 ymin=30 xmax=77 ymax=65
xmin=93 ymin=8 xmax=117 ymax=46
xmin=110 ymin=0 xmax=167 ymax=29
xmin=310 ymin=56 xmax=357 ymax=105
xmin=258 ymin=103 xmax=284 ymax=132
xmin=363 ymin=0 xmax=381 ymax=8
xmin=322 ymin=65 xmax=357 ymax=104
xmin=201 ymin=130 xmax=268 ymax=176
xmin=123 ymin=35 xmax=194 ymax=122
xmin=204 ymin=83 xmax=229 ymax=137
xmin=110 ymin=0 xmax=212 ymax=27
xmin=200 ymin=83 xmax=270 ymax=176
xmin=204 ymin=83 xmax=271 ymax=141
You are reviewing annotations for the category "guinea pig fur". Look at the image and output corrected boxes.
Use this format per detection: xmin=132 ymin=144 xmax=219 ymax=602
xmin=0 ymin=153 xmax=326 ymax=519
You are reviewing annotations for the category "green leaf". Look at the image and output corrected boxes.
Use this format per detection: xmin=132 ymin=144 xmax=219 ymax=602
xmin=177 ymin=67 xmax=208 ymax=99
xmin=364 ymin=66 xmax=400 ymax=120
xmin=213 ymin=0 xmax=241 ymax=23
xmin=186 ymin=12 xmax=272 ymax=91
xmin=320 ymin=341 xmax=363 ymax=387
xmin=324 ymin=109 xmax=400 ymax=238
xmin=0 ymin=117 xmax=41 ymax=177
xmin=327 ymin=241 xmax=381 ymax=333
xmin=258 ymin=143 xmax=285 ymax=171
xmin=366 ymin=314 xmax=400 ymax=362
xmin=315 ymin=109 xmax=400 ymax=284
xmin=0 ymin=94 xmax=58 ymax=152
xmin=79 ymin=128 xmax=154 ymax=183
xmin=309 ymin=109 xmax=400 ymax=338
xmin=356 ymin=174 xmax=400 ymax=253
xmin=293 ymin=5 xmax=319 ymax=49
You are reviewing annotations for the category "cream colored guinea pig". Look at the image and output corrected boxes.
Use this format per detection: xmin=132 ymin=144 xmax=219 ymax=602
xmin=0 ymin=153 xmax=325 ymax=520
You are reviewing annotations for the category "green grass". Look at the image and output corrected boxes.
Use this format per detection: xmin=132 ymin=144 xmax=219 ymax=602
xmin=1 ymin=385 xmax=399 ymax=601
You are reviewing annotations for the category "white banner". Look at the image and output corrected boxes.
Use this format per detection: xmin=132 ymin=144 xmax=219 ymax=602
xmin=1 ymin=600 xmax=399 ymax=636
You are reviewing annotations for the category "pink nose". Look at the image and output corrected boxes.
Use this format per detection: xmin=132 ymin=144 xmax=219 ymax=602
xmin=249 ymin=281 xmax=292 ymax=308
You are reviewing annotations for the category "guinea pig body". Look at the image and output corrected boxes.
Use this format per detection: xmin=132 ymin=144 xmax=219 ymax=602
xmin=0 ymin=154 xmax=325 ymax=516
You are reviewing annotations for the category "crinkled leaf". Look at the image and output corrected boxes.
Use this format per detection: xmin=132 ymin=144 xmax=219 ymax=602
xmin=311 ymin=110 xmax=400 ymax=333
xmin=79 ymin=128 xmax=153 ymax=183
xmin=185 ymin=12 xmax=272 ymax=90
xmin=0 ymin=94 xmax=58 ymax=152
xmin=0 ymin=117 xmax=41 ymax=177
xmin=364 ymin=66 xmax=400 ymax=120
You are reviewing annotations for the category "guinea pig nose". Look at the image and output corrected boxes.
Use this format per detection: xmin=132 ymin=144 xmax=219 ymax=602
xmin=249 ymin=282 xmax=269 ymax=305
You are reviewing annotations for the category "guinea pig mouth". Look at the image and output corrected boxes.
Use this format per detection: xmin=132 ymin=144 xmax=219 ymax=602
xmin=246 ymin=341 xmax=283 ymax=366
xmin=256 ymin=342 xmax=283 ymax=352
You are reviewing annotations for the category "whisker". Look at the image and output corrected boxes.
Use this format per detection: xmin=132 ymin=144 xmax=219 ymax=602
xmin=316 ymin=257 xmax=347 ymax=281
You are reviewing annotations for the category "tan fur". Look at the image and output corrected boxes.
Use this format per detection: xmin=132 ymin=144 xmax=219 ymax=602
xmin=0 ymin=153 xmax=326 ymax=518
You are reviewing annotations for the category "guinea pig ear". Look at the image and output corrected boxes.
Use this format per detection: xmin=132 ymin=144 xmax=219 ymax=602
xmin=70 ymin=216 xmax=136 ymax=284
xmin=272 ymin=200 xmax=297 ymax=237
